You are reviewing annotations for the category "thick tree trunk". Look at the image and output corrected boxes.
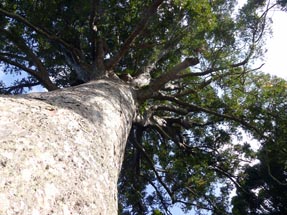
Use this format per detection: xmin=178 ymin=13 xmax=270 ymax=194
xmin=0 ymin=79 xmax=136 ymax=215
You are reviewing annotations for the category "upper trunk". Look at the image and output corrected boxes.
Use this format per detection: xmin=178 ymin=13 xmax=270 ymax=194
xmin=0 ymin=79 xmax=136 ymax=215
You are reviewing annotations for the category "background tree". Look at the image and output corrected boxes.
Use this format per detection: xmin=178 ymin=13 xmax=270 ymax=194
xmin=0 ymin=0 xmax=286 ymax=214
xmin=232 ymin=75 xmax=287 ymax=215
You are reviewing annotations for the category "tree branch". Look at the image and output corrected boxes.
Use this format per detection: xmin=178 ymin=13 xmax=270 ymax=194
xmin=93 ymin=38 xmax=107 ymax=77
xmin=173 ymin=82 xmax=210 ymax=97
xmin=0 ymin=8 xmax=85 ymax=73
xmin=2 ymin=29 xmax=46 ymax=73
xmin=138 ymin=57 xmax=199 ymax=102
xmin=264 ymin=152 xmax=287 ymax=186
xmin=253 ymin=2 xmax=277 ymax=44
xmin=153 ymin=105 xmax=189 ymax=115
xmin=0 ymin=55 xmax=57 ymax=91
xmin=0 ymin=55 xmax=37 ymax=76
xmin=88 ymin=0 xmax=107 ymax=77
xmin=154 ymin=94 xmax=264 ymax=137
xmin=132 ymin=130 xmax=175 ymax=203
xmin=184 ymin=186 xmax=220 ymax=212
xmin=0 ymin=81 xmax=40 ymax=94
xmin=0 ymin=8 xmax=70 ymax=49
xmin=0 ymin=52 xmax=28 ymax=62
xmin=210 ymin=165 xmax=249 ymax=193
xmin=0 ymin=29 xmax=58 ymax=90
xmin=175 ymin=199 xmax=212 ymax=211
xmin=106 ymin=0 xmax=164 ymax=70
xmin=139 ymin=40 xmax=182 ymax=77
xmin=134 ymin=19 xmax=192 ymax=79
xmin=153 ymin=58 xmax=200 ymax=86
xmin=145 ymin=178 xmax=172 ymax=215
xmin=179 ymin=49 xmax=253 ymax=81
xmin=163 ymin=117 xmax=216 ymax=129
xmin=89 ymin=0 xmax=99 ymax=62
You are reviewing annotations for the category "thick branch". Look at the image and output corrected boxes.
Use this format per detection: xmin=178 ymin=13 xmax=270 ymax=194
xmin=0 ymin=55 xmax=37 ymax=77
xmin=106 ymin=0 xmax=164 ymax=70
xmin=94 ymin=38 xmax=107 ymax=76
xmin=0 ymin=8 xmax=84 ymax=71
xmin=179 ymin=50 xmax=253 ymax=81
xmin=173 ymin=83 xmax=208 ymax=97
xmin=139 ymin=41 xmax=182 ymax=76
xmin=0 ymin=8 xmax=69 ymax=48
xmin=152 ymin=58 xmax=199 ymax=86
xmin=153 ymin=105 xmax=189 ymax=115
xmin=2 ymin=29 xmax=46 ymax=73
xmin=0 ymin=55 xmax=57 ymax=91
xmin=89 ymin=0 xmax=99 ymax=62
xmin=138 ymin=57 xmax=199 ymax=102
xmin=154 ymin=94 xmax=264 ymax=137
xmin=0 ymin=29 xmax=58 ymax=90
xmin=175 ymin=199 xmax=212 ymax=211
xmin=135 ymin=21 xmax=190 ymax=79
xmin=89 ymin=0 xmax=107 ymax=77
xmin=163 ymin=117 xmax=216 ymax=129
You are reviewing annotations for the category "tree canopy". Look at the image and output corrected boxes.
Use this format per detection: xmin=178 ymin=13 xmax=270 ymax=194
xmin=232 ymin=76 xmax=287 ymax=215
xmin=0 ymin=0 xmax=287 ymax=214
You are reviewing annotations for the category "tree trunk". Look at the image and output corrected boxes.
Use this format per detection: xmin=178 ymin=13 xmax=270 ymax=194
xmin=0 ymin=79 xmax=136 ymax=215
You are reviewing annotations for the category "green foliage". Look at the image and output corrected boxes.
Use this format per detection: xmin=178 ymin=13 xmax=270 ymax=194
xmin=151 ymin=209 xmax=164 ymax=215
xmin=1 ymin=0 xmax=287 ymax=214
xmin=231 ymin=75 xmax=287 ymax=215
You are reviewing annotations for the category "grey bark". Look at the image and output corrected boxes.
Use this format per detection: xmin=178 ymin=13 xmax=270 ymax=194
xmin=0 ymin=79 xmax=136 ymax=215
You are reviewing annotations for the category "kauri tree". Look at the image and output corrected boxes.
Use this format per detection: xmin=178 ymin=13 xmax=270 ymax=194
xmin=232 ymin=76 xmax=287 ymax=215
xmin=0 ymin=0 xmax=286 ymax=214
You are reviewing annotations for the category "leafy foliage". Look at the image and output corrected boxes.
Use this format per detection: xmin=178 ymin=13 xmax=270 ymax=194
xmin=232 ymin=75 xmax=287 ymax=215
xmin=0 ymin=0 xmax=286 ymax=214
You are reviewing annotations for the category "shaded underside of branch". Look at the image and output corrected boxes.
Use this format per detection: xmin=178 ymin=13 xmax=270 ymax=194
xmin=137 ymin=57 xmax=199 ymax=102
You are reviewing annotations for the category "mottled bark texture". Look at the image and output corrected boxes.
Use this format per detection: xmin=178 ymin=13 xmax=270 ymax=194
xmin=0 ymin=79 xmax=136 ymax=215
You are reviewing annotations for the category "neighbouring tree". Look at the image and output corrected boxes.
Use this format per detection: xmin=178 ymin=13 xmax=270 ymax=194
xmin=232 ymin=76 xmax=287 ymax=215
xmin=0 ymin=0 xmax=286 ymax=214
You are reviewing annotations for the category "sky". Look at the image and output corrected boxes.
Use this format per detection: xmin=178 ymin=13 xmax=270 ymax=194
xmin=171 ymin=2 xmax=287 ymax=214
xmin=234 ymin=0 xmax=287 ymax=81
xmin=261 ymin=9 xmax=287 ymax=80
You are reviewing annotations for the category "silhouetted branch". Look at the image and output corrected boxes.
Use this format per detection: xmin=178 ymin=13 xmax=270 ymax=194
xmin=145 ymin=178 xmax=172 ymax=215
xmin=106 ymin=0 xmax=164 ymax=70
xmin=138 ymin=57 xmax=199 ymax=101
xmin=0 ymin=81 xmax=40 ymax=94
xmin=132 ymin=129 xmax=175 ymax=203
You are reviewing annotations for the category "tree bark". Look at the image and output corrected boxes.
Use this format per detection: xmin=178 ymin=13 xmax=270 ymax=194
xmin=0 ymin=79 xmax=136 ymax=215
